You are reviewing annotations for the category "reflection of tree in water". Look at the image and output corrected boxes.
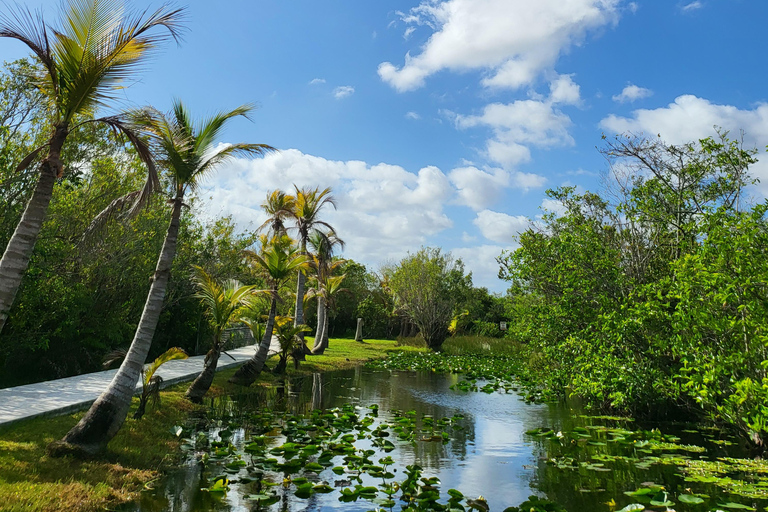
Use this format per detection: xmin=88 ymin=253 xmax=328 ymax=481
xmin=527 ymin=426 xmax=690 ymax=512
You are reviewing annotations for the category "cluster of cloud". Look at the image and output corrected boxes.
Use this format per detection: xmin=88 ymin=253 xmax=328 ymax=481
xmin=309 ymin=78 xmax=355 ymax=99
xmin=379 ymin=0 xmax=622 ymax=92
xmin=452 ymin=74 xmax=580 ymax=168
xmin=200 ymin=147 xmax=547 ymax=290
xmin=612 ymin=84 xmax=653 ymax=103
xmin=600 ymin=95 xmax=768 ymax=193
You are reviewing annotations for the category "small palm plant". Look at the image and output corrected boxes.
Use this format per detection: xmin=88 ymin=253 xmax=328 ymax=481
xmin=185 ymin=266 xmax=259 ymax=402
xmin=272 ymin=317 xmax=311 ymax=374
xmin=102 ymin=347 xmax=188 ymax=420
xmin=134 ymin=347 xmax=188 ymax=419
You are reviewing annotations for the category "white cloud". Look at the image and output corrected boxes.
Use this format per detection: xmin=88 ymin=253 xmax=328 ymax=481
xmin=600 ymin=95 xmax=768 ymax=194
xmin=405 ymin=111 xmax=421 ymax=120
xmin=199 ymin=148 xmax=456 ymax=267
xmin=473 ymin=210 xmax=531 ymax=244
xmin=680 ymin=1 xmax=703 ymax=12
xmin=378 ymin=0 xmax=621 ymax=92
xmin=309 ymin=78 xmax=326 ymax=85
xmin=456 ymin=98 xmax=575 ymax=168
xmin=452 ymin=245 xmax=509 ymax=291
xmin=612 ymin=84 xmax=652 ymax=103
xmin=448 ymin=166 xmax=509 ymax=210
xmin=540 ymin=197 xmax=567 ymax=217
xmin=600 ymin=95 xmax=768 ymax=145
xmin=403 ymin=26 xmax=416 ymax=40
xmin=333 ymin=85 xmax=355 ymax=99
xmin=549 ymin=74 xmax=581 ymax=105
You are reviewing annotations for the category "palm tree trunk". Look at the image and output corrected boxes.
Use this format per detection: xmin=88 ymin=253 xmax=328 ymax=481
xmin=185 ymin=347 xmax=221 ymax=403
xmin=51 ymin=198 xmax=183 ymax=456
xmin=311 ymin=296 xmax=327 ymax=354
xmin=229 ymin=291 xmax=277 ymax=386
xmin=294 ymin=268 xmax=306 ymax=328
xmin=0 ymin=127 xmax=67 ymax=334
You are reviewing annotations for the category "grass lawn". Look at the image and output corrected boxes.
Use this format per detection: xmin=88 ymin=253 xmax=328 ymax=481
xmin=0 ymin=337 xmax=413 ymax=512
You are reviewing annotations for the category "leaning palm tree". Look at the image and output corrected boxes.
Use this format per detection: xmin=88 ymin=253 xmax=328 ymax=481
xmin=0 ymin=0 xmax=185 ymax=334
xmin=229 ymin=236 xmax=308 ymax=386
xmin=55 ymin=101 xmax=274 ymax=454
xmin=258 ymin=189 xmax=296 ymax=237
xmin=291 ymin=186 xmax=337 ymax=346
xmin=185 ymin=267 xmax=258 ymax=402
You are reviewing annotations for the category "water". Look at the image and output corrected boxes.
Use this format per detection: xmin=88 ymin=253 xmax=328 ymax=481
xmin=125 ymin=367 xmax=766 ymax=511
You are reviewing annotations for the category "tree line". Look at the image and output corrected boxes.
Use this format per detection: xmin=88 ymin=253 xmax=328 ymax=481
xmin=500 ymin=132 xmax=768 ymax=447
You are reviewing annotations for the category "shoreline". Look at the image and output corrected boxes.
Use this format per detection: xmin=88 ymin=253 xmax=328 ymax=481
xmin=0 ymin=338 xmax=413 ymax=512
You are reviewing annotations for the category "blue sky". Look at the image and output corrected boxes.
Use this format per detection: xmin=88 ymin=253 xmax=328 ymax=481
xmin=2 ymin=0 xmax=768 ymax=292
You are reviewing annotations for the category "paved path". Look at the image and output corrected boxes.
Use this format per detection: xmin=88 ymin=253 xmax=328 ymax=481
xmin=0 ymin=340 xmax=279 ymax=428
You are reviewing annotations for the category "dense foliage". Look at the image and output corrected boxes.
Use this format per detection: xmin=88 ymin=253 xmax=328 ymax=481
xmin=499 ymin=133 xmax=768 ymax=445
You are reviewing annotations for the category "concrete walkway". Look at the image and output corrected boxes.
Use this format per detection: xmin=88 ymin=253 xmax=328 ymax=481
xmin=0 ymin=340 xmax=279 ymax=428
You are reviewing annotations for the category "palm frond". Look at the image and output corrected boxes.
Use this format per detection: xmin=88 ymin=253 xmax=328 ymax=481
xmin=51 ymin=0 xmax=186 ymax=119
xmin=190 ymin=142 xmax=275 ymax=191
xmin=0 ymin=4 xmax=56 ymax=84
xmin=102 ymin=346 xmax=127 ymax=368
xmin=14 ymin=143 xmax=48 ymax=173
xmin=79 ymin=189 xmax=142 ymax=244
xmin=143 ymin=346 xmax=187 ymax=385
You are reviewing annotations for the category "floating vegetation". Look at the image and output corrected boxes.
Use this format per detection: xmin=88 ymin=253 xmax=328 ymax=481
xmin=366 ymin=351 xmax=551 ymax=402
xmin=180 ymin=402 xmax=534 ymax=510
xmin=525 ymin=417 xmax=768 ymax=511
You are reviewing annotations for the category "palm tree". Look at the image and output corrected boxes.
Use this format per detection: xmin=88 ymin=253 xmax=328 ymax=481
xmin=135 ymin=347 xmax=188 ymax=419
xmin=291 ymin=186 xmax=337 ymax=347
xmin=310 ymin=273 xmax=348 ymax=355
xmin=0 ymin=0 xmax=185 ymax=334
xmin=101 ymin=346 xmax=189 ymax=420
xmin=185 ymin=267 xmax=258 ymax=402
xmin=306 ymin=229 xmax=345 ymax=354
xmin=258 ymin=189 xmax=296 ymax=237
xmin=55 ymin=101 xmax=273 ymax=454
xmin=229 ymin=236 xmax=308 ymax=386
xmin=272 ymin=317 xmax=311 ymax=374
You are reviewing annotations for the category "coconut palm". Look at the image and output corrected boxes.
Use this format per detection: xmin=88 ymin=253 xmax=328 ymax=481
xmin=271 ymin=316 xmax=311 ymax=374
xmin=0 ymin=0 xmax=185 ymax=333
xmin=55 ymin=101 xmax=273 ymax=454
xmin=135 ymin=347 xmax=188 ymax=419
xmin=258 ymin=189 xmax=296 ymax=237
xmin=310 ymin=273 xmax=348 ymax=355
xmin=291 ymin=186 xmax=337 ymax=346
xmin=185 ymin=267 xmax=258 ymax=402
xmin=306 ymin=229 xmax=345 ymax=354
xmin=229 ymin=236 xmax=308 ymax=386
xmin=101 ymin=346 xmax=189 ymax=420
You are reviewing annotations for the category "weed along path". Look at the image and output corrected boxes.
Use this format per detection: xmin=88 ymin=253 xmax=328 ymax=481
xmin=0 ymin=342 xmax=278 ymax=427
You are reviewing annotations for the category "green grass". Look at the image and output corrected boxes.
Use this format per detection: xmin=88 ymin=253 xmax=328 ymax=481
xmin=0 ymin=337 xmax=404 ymax=512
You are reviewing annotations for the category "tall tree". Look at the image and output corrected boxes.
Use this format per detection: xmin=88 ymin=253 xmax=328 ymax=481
xmin=310 ymin=273 xmax=347 ymax=355
xmin=185 ymin=267 xmax=257 ymax=402
xmin=54 ymin=101 xmax=273 ymax=455
xmin=306 ymin=229 xmax=345 ymax=354
xmin=258 ymin=189 xmax=296 ymax=237
xmin=389 ymin=247 xmax=467 ymax=350
xmin=0 ymin=0 xmax=185 ymax=333
xmin=291 ymin=186 xmax=336 ymax=347
xmin=229 ymin=236 xmax=308 ymax=386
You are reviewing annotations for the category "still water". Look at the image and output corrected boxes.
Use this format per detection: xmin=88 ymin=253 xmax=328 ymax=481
xmin=126 ymin=366 xmax=764 ymax=512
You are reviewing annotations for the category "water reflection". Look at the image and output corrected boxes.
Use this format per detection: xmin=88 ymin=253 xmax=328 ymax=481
xmin=127 ymin=367 xmax=763 ymax=512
